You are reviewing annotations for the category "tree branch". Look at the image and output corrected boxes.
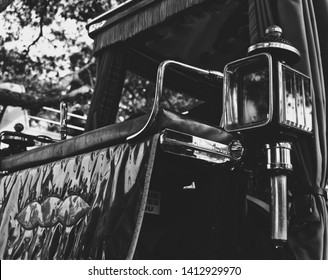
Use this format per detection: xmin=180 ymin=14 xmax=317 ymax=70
xmin=0 ymin=86 xmax=92 ymax=110
xmin=25 ymin=13 xmax=44 ymax=55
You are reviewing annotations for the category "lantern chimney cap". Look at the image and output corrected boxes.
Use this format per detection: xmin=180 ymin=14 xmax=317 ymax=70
xmin=248 ymin=25 xmax=300 ymax=65
xmin=265 ymin=25 xmax=282 ymax=37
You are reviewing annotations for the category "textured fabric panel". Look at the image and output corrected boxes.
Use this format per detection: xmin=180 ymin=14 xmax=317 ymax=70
xmin=85 ymin=44 xmax=127 ymax=131
xmin=92 ymin=0 xmax=207 ymax=53
xmin=248 ymin=0 xmax=276 ymax=44
xmin=0 ymin=135 xmax=158 ymax=259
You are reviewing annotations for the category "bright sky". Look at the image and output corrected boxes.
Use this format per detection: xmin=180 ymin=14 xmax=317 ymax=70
xmin=0 ymin=0 xmax=93 ymax=79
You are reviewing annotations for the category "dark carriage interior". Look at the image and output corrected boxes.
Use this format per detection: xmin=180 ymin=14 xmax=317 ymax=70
xmin=90 ymin=0 xmax=250 ymax=71
xmin=127 ymin=0 xmax=250 ymax=72
xmin=88 ymin=0 xmax=250 ymax=126
xmin=127 ymin=0 xmax=250 ymax=122
xmin=136 ymin=150 xmax=247 ymax=259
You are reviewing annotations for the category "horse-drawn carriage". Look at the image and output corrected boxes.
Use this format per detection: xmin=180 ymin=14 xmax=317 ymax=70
xmin=0 ymin=0 xmax=327 ymax=259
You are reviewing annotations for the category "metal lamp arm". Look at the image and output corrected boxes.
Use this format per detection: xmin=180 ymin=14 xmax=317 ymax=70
xmin=127 ymin=60 xmax=223 ymax=141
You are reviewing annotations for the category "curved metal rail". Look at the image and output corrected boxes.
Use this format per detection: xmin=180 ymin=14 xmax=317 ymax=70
xmin=127 ymin=60 xmax=223 ymax=141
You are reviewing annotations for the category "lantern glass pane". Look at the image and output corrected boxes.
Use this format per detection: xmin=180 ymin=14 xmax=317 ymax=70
xmin=296 ymin=74 xmax=305 ymax=128
xmin=224 ymin=54 xmax=271 ymax=131
xmin=284 ymin=69 xmax=297 ymax=124
xmin=281 ymin=64 xmax=312 ymax=133
xmin=242 ymin=70 xmax=269 ymax=124
xmin=303 ymin=78 xmax=312 ymax=132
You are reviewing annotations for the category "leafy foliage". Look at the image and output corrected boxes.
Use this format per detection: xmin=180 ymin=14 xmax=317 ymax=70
xmin=0 ymin=0 xmax=114 ymax=113
xmin=1 ymin=0 xmax=202 ymax=133
xmin=118 ymin=70 xmax=203 ymax=122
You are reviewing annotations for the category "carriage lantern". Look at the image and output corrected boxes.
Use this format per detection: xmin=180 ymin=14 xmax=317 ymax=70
xmin=223 ymin=25 xmax=313 ymax=135
xmin=223 ymin=26 xmax=314 ymax=246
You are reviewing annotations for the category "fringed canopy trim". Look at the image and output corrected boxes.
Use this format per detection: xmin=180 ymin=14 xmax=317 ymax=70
xmin=88 ymin=0 xmax=207 ymax=53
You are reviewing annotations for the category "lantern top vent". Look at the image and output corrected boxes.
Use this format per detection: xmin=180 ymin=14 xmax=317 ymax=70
xmin=248 ymin=25 xmax=300 ymax=65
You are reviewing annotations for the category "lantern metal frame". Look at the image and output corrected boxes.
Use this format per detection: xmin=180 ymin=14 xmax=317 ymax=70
xmin=223 ymin=53 xmax=274 ymax=132
xmin=278 ymin=62 xmax=313 ymax=133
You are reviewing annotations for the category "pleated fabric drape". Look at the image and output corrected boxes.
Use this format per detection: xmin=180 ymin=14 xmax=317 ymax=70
xmin=85 ymin=44 xmax=127 ymax=131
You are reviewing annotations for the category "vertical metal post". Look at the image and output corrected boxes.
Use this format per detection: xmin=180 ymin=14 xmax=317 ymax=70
xmin=60 ymin=102 xmax=68 ymax=140
xmin=264 ymin=142 xmax=292 ymax=246
xmin=270 ymin=174 xmax=288 ymax=242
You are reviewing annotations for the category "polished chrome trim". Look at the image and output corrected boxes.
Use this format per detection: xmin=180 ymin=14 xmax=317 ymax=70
xmin=248 ymin=42 xmax=300 ymax=57
xmin=127 ymin=60 xmax=223 ymax=141
xmin=270 ymin=174 xmax=288 ymax=243
xmin=278 ymin=62 xmax=313 ymax=133
xmin=229 ymin=140 xmax=244 ymax=161
xmin=265 ymin=141 xmax=291 ymax=244
xmin=264 ymin=142 xmax=293 ymax=171
xmin=278 ymin=62 xmax=285 ymax=126
xmin=246 ymin=195 xmax=270 ymax=213
xmin=265 ymin=25 xmax=282 ymax=35
xmin=223 ymin=53 xmax=274 ymax=132
xmin=159 ymin=129 xmax=242 ymax=164
xmin=43 ymin=106 xmax=86 ymax=120
xmin=29 ymin=117 xmax=84 ymax=132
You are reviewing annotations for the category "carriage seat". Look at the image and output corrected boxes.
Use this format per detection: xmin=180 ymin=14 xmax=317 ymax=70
xmin=0 ymin=109 xmax=235 ymax=172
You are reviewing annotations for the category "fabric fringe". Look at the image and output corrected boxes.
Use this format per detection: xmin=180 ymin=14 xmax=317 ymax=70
xmin=93 ymin=0 xmax=207 ymax=53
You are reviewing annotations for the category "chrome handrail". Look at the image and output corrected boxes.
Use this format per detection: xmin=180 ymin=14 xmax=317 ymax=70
xmin=28 ymin=116 xmax=60 ymax=126
xmin=127 ymin=60 xmax=223 ymax=141
xmin=42 ymin=106 xmax=87 ymax=120
xmin=27 ymin=104 xmax=86 ymax=137
xmin=28 ymin=116 xmax=84 ymax=132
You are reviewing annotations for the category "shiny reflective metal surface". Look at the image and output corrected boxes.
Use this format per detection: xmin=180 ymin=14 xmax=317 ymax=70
xmin=0 ymin=136 xmax=158 ymax=259
xmin=248 ymin=25 xmax=300 ymax=65
xmin=265 ymin=25 xmax=282 ymax=35
xmin=270 ymin=174 xmax=288 ymax=243
xmin=223 ymin=53 xmax=273 ymax=132
xmin=264 ymin=142 xmax=292 ymax=245
xmin=159 ymin=129 xmax=243 ymax=164
xmin=264 ymin=142 xmax=293 ymax=171
xmin=248 ymin=42 xmax=300 ymax=60
xmin=229 ymin=140 xmax=244 ymax=161
xmin=127 ymin=60 xmax=223 ymax=140
xmin=278 ymin=62 xmax=313 ymax=133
